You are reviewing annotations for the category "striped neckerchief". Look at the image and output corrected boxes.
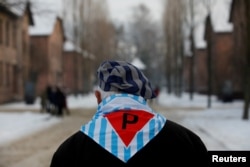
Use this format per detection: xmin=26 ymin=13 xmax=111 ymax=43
xmin=81 ymin=93 xmax=166 ymax=162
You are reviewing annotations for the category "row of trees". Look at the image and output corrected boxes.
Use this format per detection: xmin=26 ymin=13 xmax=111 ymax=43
xmin=62 ymin=0 xmax=116 ymax=77
xmin=126 ymin=5 xmax=166 ymax=87
xmin=242 ymin=0 xmax=250 ymax=120
xmin=163 ymin=0 xmax=214 ymax=102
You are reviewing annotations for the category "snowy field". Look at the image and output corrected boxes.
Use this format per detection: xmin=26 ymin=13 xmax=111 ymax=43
xmin=0 ymin=89 xmax=249 ymax=151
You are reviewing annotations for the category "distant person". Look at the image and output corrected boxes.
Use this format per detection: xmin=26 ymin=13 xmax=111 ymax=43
xmin=50 ymin=60 xmax=208 ymax=167
xmin=221 ymin=80 xmax=233 ymax=102
xmin=63 ymin=94 xmax=70 ymax=115
xmin=48 ymin=86 xmax=57 ymax=114
xmin=42 ymin=85 xmax=54 ymax=113
xmin=61 ymin=86 xmax=70 ymax=115
xmin=153 ymin=85 xmax=160 ymax=104
xmin=40 ymin=87 xmax=48 ymax=113
xmin=55 ymin=86 xmax=67 ymax=117
xmin=154 ymin=86 xmax=160 ymax=97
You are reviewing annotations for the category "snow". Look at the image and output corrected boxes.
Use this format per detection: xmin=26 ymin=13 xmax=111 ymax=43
xmin=131 ymin=57 xmax=146 ymax=70
xmin=0 ymin=112 xmax=61 ymax=145
xmin=29 ymin=14 xmax=57 ymax=36
xmin=195 ymin=0 xmax=233 ymax=48
xmin=29 ymin=0 xmax=63 ymax=36
xmin=158 ymin=91 xmax=250 ymax=150
xmin=0 ymin=89 xmax=249 ymax=151
xmin=63 ymin=40 xmax=82 ymax=53
xmin=212 ymin=0 xmax=233 ymax=32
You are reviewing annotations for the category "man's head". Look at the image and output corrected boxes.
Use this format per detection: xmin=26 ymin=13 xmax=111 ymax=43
xmin=95 ymin=60 xmax=156 ymax=103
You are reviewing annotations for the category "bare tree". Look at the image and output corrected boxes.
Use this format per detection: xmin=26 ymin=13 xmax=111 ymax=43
xmin=62 ymin=0 xmax=116 ymax=88
xmin=162 ymin=0 xmax=186 ymax=96
xmin=1 ymin=0 xmax=57 ymax=16
xmin=163 ymin=0 xmax=173 ymax=94
xmin=242 ymin=0 xmax=250 ymax=119
xmin=86 ymin=0 xmax=116 ymax=67
xmin=203 ymin=0 xmax=216 ymax=108
xmin=0 ymin=0 xmax=26 ymax=8
xmin=128 ymin=4 xmax=164 ymax=85
xmin=230 ymin=0 xmax=250 ymax=119
xmin=185 ymin=0 xmax=196 ymax=100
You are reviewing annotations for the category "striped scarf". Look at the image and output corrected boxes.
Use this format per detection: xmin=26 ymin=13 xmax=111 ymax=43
xmin=80 ymin=94 xmax=166 ymax=162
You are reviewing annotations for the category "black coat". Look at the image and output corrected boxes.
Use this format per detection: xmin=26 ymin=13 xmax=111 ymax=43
xmin=55 ymin=90 xmax=66 ymax=107
xmin=50 ymin=120 xmax=208 ymax=167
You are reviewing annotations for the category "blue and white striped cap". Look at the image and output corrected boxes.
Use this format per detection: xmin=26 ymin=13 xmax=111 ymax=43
xmin=97 ymin=60 xmax=156 ymax=99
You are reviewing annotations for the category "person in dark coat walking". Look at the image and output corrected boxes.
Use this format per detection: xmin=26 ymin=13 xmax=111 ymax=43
xmin=50 ymin=60 xmax=208 ymax=167
xmin=40 ymin=87 xmax=48 ymax=113
xmin=55 ymin=86 xmax=66 ymax=117
xmin=46 ymin=85 xmax=58 ymax=114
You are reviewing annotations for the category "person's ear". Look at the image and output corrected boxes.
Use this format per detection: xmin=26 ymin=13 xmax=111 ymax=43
xmin=94 ymin=90 xmax=102 ymax=104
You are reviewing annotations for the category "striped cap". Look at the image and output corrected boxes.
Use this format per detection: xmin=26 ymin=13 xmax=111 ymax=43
xmin=97 ymin=60 xmax=156 ymax=99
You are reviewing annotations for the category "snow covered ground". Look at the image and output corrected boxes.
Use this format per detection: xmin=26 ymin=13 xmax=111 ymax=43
xmin=158 ymin=91 xmax=250 ymax=150
xmin=0 ymin=89 xmax=249 ymax=151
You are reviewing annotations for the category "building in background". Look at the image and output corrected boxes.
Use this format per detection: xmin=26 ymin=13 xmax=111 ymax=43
xmin=0 ymin=2 xmax=33 ymax=104
xmin=29 ymin=15 xmax=65 ymax=96
xmin=63 ymin=40 xmax=95 ymax=95
xmin=183 ymin=0 xmax=244 ymax=101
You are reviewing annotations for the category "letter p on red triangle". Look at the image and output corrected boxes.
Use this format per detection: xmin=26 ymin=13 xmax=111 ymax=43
xmin=104 ymin=110 xmax=154 ymax=147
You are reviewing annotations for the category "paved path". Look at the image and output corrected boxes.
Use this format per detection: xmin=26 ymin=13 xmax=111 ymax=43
xmin=0 ymin=104 xmax=225 ymax=167
xmin=0 ymin=108 xmax=95 ymax=167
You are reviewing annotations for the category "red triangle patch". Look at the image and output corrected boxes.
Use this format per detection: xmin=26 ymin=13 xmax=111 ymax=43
xmin=104 ymin=110 xmax=154 ymax=147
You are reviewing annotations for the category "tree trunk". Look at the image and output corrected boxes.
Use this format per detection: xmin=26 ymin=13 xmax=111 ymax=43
xmin=206 ymin=15 xmax=213 ymax=109
xmin=242 ymin=0 xmax=250 ymax=120
xmin=189 ymin=32 xmax=196 ymax=100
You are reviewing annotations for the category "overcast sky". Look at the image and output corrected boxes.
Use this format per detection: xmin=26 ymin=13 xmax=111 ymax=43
xmin=106 ymin=0 xmax=164 ymax=24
